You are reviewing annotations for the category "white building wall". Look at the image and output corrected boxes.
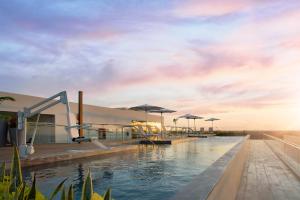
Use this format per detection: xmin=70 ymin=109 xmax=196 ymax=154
xmin=0 ymin=91 xmax=161 ymax=143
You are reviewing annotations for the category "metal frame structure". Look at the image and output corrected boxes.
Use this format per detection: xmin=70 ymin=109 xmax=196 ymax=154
xmin=17 ymin=91 xmax=72 ymax=157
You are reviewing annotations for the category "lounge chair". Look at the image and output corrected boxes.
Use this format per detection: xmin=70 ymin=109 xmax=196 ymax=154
xmin=161 ymin=125 xmax=170 ymax=137
xmin=134 ymin=125 xmax=159 ymax=140
xmin=146 ymin=125 xmax=160 ymax=140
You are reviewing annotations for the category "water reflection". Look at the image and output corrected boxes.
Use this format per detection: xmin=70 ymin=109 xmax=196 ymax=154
xmin=73 ymin=164 xmax=84 ymax=195
xmin=23 ymin=137 xmax=243 ymax=200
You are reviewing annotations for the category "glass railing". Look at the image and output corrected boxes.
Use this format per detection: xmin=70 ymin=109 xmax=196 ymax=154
xmin=264 ymin=134 xmax=300 ymax=177
xmin=21 ymin=122 xmax=189 ymax=144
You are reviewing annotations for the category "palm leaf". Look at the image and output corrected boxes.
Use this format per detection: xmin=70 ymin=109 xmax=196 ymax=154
xmin=60 ymin=187 xmax=66 ymax=200
xmin=0 ymin=162 xmax=5 ymax=182
xmin=27 ymin=174 xmax=37 ymax=200
xmin=91 ymin=193 xmax=104 ymax=200
xmin=18 ymin=184 xmax=26 ymax=200
xmin=1 ymin=182 xmax=10 ymax=199
xmin=12 ymin=182 xmax=25 ymax=200
xmin=103 ymin=188 xmax=112 ymax=200
xmin=10 ymin=146 xmax=23 ymax=190
xmin=9 ymin=176 xmax=17 ymax=192
xmin=0 ymin=96 xmax=15 ymax=103
xmin=67 ymin=184 xmax=74 ymax=200
xmin=49 ymin=178 xmax=67 ymax=200
xmin=81 ymin=170 xmax=93 ymax=200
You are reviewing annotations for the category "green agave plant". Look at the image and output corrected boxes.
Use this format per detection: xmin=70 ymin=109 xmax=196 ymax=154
xmin=0 ymin=147 xmax=113 ymax=200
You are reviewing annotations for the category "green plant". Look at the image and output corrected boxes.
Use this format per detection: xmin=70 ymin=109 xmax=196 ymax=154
xmin=0 ymin=147 xmax=113 ymax=200
xmin=214 ymin=131 xmax=247 ymax=136
xmin=0 ymin=113 xmax=13 ymax=121
xmin=0 ymin=96 xmax=16 ymax=121
xmin=0 ymin=96 xmax=15 ymax=104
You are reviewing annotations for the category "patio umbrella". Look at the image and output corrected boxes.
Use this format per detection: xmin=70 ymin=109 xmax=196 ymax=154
xmin=130 ymin=104 xmax=163 ymax=131
xmin=178 ymin=114 xmax=200 ymax=133
xmin=193 ymin=116 xmax=203 ymax=132
xmin=149 ymin=108 xmax=176 ymax=135
xmin=205 ymin=118 xmax=220 ymax=130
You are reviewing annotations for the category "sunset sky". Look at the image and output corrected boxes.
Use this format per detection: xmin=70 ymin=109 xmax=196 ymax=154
xmin=0 ymin=0 xmax=300 ymax=130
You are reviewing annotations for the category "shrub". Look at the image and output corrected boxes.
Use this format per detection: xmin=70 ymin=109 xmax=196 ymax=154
xmin=0 ymin=147 xmax=112 ymax=200
xmin=214 ymin=131 xmax=247 ymax=136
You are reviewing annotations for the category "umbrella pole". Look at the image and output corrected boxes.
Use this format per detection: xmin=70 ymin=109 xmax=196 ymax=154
xmin=145 ymin=111 xmax=148 ymax=133
xmin=188 ymin=119 xmax=190 ymax=134
xmin=175 ymin=120 xmax=177 ymax=135
xmin=160 ymin=112 xmax=163 ymax=138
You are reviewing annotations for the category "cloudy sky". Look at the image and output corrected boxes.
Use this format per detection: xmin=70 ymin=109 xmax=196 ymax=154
xmin=1 ymin=0 xmax=300 ymax=130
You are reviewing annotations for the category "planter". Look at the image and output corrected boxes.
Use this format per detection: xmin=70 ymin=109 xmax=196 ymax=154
xmin=0 ymin=120 xmax=8 ymax=146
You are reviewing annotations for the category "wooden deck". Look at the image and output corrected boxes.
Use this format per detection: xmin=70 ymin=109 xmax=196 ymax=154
xmin=236 ymin=140 xmax=300 ymax=200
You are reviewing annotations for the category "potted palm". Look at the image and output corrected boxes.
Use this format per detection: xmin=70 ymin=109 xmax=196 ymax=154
xmin=173 ymin=118 xmax=178 ymax=135
xmin=0 ymin=96 xmax=15 ymax=146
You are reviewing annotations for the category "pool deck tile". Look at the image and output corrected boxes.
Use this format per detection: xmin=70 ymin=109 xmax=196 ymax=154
xmin=236 ymin=140 xmax=300 ymax=200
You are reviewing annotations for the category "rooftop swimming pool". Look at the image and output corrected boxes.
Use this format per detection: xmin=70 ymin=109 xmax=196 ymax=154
xmin=23 ymin=136 xmax=243 ymax=200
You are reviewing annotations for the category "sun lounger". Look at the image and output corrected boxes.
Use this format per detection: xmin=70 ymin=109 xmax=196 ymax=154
xmin=135 ymin=125 xmax=159 ymax=140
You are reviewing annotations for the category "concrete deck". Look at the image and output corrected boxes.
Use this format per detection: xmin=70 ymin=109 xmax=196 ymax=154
xmin=0 ymin=137 xmax=197 ymax=168
xmin=236 ymin=140 xmax=300 ymax=200
xmin=1 ymin=142 xmax=139 ymax=168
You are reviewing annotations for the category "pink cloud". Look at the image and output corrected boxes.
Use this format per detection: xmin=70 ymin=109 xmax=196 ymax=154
xmin=278 ymin=36 xmax=300 ymax=49
xmin=172 ymin=0 xmax=249 ymax=17
xmin=76 ymin=30 xmax=126 ymax=41
xmin=118 ymin=73 xmax=156 ymax=86
xmin=222 ymin=94 xmax=292 ymax=109
xmin=198 ymin=82 xmax=247 ymax=95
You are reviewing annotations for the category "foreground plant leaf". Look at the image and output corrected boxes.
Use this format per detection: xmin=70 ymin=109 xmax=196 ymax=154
xmin=10 ymin=146 xmax=23 ymax=190
xmin=12 ymin=183 xmax=23 ymax=200
xmin=18 ymin=184 xmax=26 ymax=200
xmin=0 ymin=182 xmax=10 ymax=199
xmin=0 ymin=148 xmax=114 ymax=200
xmin=49 ymin=178 xmax=67 ymax=200
xmin=81 ymin=170 xmax=93 ymax=200
xmin=0 ymin=162 xmax=5 ymax=182
xmin=103 ymin=188 xmax=112 ymax=200
xmin=91 ymin=193 xmax=104 ymax=200
xmin=67 ymin=184 xmax=74 ymax=200
xmin=60 ymin=186 xmax=66 ymax=200
xmin=27 ymin=174 xmax=37 ymax=200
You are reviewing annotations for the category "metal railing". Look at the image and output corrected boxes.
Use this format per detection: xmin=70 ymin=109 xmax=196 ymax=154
xmin=264 ymin=134 xmax=300 ymax=177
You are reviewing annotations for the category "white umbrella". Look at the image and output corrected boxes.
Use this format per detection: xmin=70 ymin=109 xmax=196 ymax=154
xmin=149 ymin=108 xmax=176 ymax=135
xmin=205 ymin=118 xmax=220 ymax=130
xmin=178 ymin=114 xmax=200 ymax=133
xmin=130 ymin=104 xmax=163 ymax=132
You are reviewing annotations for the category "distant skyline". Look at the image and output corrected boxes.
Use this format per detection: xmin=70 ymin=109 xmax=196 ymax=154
xmin=1 ymin=0 xmax=300 ymax=130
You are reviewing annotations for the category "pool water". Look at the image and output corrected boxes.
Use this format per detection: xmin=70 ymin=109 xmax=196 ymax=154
xmin=23 ymin=137 xmax=243 ymax=200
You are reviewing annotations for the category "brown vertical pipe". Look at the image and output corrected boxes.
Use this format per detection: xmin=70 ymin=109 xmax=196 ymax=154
xmin=78 ymin=91 xmax=84 ymax=137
